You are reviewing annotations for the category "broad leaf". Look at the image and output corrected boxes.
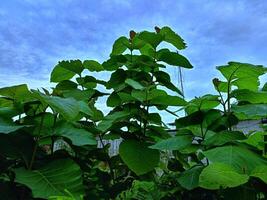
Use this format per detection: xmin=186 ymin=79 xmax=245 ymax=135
xmin=250 ymin=165 xmax=267 ymax=183
xmin=138 ymin=31 xmax=163 ymax=49
xmin=83 ymin=60 xmax=103 ymax=72
xmin=178 ymin=166 xmax=204 ymax=190
xmin=0 ymin=84 xmax=32 ymax=102
xmin=203 ymin=131 xmax=246 ymax=147
xmin=203 ymin=145 xmax=267 ymax=173
xmin=54 ymin=122 xmax=96 ymax=146
xmin=50 ymin=60 xmax=83 ymax=82
xmin=15 ymin=159 xmax=84 ymax=199
xmin=231 ymin=89 xmax=267 ymax=104
xmin=217 ymin=62 xmax=266 ymax=91
xmin=125 ymin=79 xmax=144 ymax=90
xmin=149 ymin=135 xmax=192 ymax=151
xmin=159 ymin=26 xmax=186 ymax=50
xmin=150 ymin=95 xmax=186 ymax=106
xmin=111 ymin=36 xmax=129 ymax=55
xmin=232 ymin=104 xmax=267 ymax=120
xmin=119 ymin=140 xmax=160 ymax=175
xmin=158 ymin=49 xmax=193 ymax=68
xmin=34 ymin=92 xmax=80 ymax=121
xmin=199 ymin=163 xmax=249 ymax=190
xmin=0 ymin=117 xmax=25 ymax=134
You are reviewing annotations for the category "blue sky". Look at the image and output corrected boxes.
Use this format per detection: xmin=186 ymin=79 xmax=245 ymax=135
xmin=1 ymin=0 xmax=267 ymax=99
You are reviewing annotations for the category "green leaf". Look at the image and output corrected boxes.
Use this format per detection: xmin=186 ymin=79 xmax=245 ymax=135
xmin=199 ymin=163 xmax=249 ymax=190
xmin=50 ymin=60 xmax=84 ymax=82
xmin=203 ymin=131 xmax=246 ymax=147
xmin=242 ymin=131 xmax=265 ymax=150
xmin=178 ymin=166 xmax=204 ymax=190
xmin=150 ymin=95 xmax=187 ymax=106
xmin=0 ymin=84 xmax=32 ymax=102
xmin=119 ymin=140 xmax=160 ymax=175
xmin=149 ymin=135 xmax=192 ymax=151
xmin=107 ymin=93 xmax=122 ymax=107
xmin=97 ymin=111 xmax=131 ymax=132
xmin=0 ymin=117 xmax=25 ymax=134
xmin=102 ymin=55 xmax=127 ymax=71
xmin=111 ymin=36 xmax=130 ymax=55
xmin=232 ymin=104 xmax=267 ymax=120
xmin=157 ymin=49 xmax=193 ymax=68
xmin=250 ymin=165 xmax=267 ymax=183
xmin=83 ymin=60 xmax=104 ymax=72
xmin=138 ymin=31 xmax=163 ymax=49
xmin=159 ymin=26 xmax=186 ymax=50
xmin=34 ymin=92 xmax=80 ymax=121
xmin=231 ymin=89 xmax=267 ymax=104
xmin=125 ymin=79 xmax=144 ymax=90
xmin=54 ymin=122 xmax=96 ymax=146
xmin=153 ymin=71 xmax=183 ymax=95
xmin=217 ymin=62 xmax=266 ymax=91
xmin=55 ymin=80 xmax=78 ymax=91
xmin=203 ymin=145 xmax=267 ymax=173
xmin=185 ymin=95 xmax=220 ymax=114
xmin=15 ymin=159 xmax=84 ymax=199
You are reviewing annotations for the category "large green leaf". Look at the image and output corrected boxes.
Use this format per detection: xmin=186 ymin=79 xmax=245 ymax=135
xmin=0 ymin=84 xmax=32 ymax=102
xmin=125 ymin=79 xmax=144 ymax=90
xmin=50 ymin=60 xmax=83 ymax=82
xmin=111 ymin=36 xmax=130 ymax=55
xmin=185 ymin=95 xmax=220 ymax=114
xmin=0 ymin=117 xmax=25 ymax=134
xmin=149 ymin=135 xmax=192 ymax=151
xmin=97 ymin=111 xmax=131 ymax=132
xmin=119 ymin=140 xmax=160 ymax=175
xmin=83 ymin=60 xmax=104 ymax=72
xmin=178 ymin=166 xmax=204 ymax=190
xmin=203 ymin=145 xmax=267 ymax=173
xmin=159 ymin=26 xmax=186 ymax=50
xmin=138 ymin=31 xmax=163 ymax=49
xmin=150 ymin=95 xmax=186 ymax=106
xmin=199 ymin=163 xmax=249 ymax=190
xmin=34 ymin=92 xmax=80 ymax=121
xmin=217 ymin=62 xmax=266 ymax=91
xmin=250 ymin=165 xmax=267 ymax=183
xmin=54 ymin=122 xmax=96 ymax=146
xmin=232 ymin=104 xmax=267 ymax=120
xmin=231 ymin=89 xmax=267 ymax=104
xmin=15 ymin=159 xmax=84 ymax=199
xmin=153 ymin=71 xmax=183 ymax=95
xmin=157 ymin=49 xmax=193 ymax=68
xmin=203 ymin=131 xmax=246 ymax=147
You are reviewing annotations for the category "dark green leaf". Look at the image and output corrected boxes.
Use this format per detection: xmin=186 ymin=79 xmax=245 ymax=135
xmin=199 ymin=163 xmax=249 ymax=190
xmin=149 ymin=135 xmax=192 ymax=151
xmin=119 ymin=140 xmax=160 ymax=175
xmin=158 ymin=49 xmax=193 ymax=68
xmin=111 ymin=36 xmax=130 ymax=55
xmin=54 ymin=122 xmax=96 ymax=146
xmin=203 ymin=145 xmax=267 ymax=173
xmin=83 ymin=60 xmax=104 ymax=72
xmin=15 ymin=159 xmax=84 ymax=199
xmin=178 ymin=166 xmax=204 ymax=190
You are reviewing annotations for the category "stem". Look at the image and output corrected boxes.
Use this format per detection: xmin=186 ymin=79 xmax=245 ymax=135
xmin=99 ymin=134 xmax=115 ymax=184
xmin=29 ymin=113 xmax=45 ymax=170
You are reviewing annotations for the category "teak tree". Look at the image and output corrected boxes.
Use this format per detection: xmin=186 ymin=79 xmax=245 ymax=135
xmin=0 ymin=26 xmax=267 ymax=200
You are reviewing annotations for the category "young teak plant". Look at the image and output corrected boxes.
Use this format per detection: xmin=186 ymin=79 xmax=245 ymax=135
xmin=0 ymin=26 xmax=267 ymax=200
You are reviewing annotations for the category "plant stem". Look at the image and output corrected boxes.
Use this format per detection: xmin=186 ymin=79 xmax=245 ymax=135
xmin=29 ymin=113 xmax=45 ymax=170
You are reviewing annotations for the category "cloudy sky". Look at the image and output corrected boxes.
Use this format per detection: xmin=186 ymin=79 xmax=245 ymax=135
xmin=1 ymin=0 xmax=267 ymax=99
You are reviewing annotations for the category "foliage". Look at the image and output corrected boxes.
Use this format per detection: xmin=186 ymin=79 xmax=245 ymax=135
xmin=1 ymin=26 xmax=267 ymax=200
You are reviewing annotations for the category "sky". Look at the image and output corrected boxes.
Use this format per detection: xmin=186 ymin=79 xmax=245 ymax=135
xmin=1 ymin=0 xmax=267 ymax=100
